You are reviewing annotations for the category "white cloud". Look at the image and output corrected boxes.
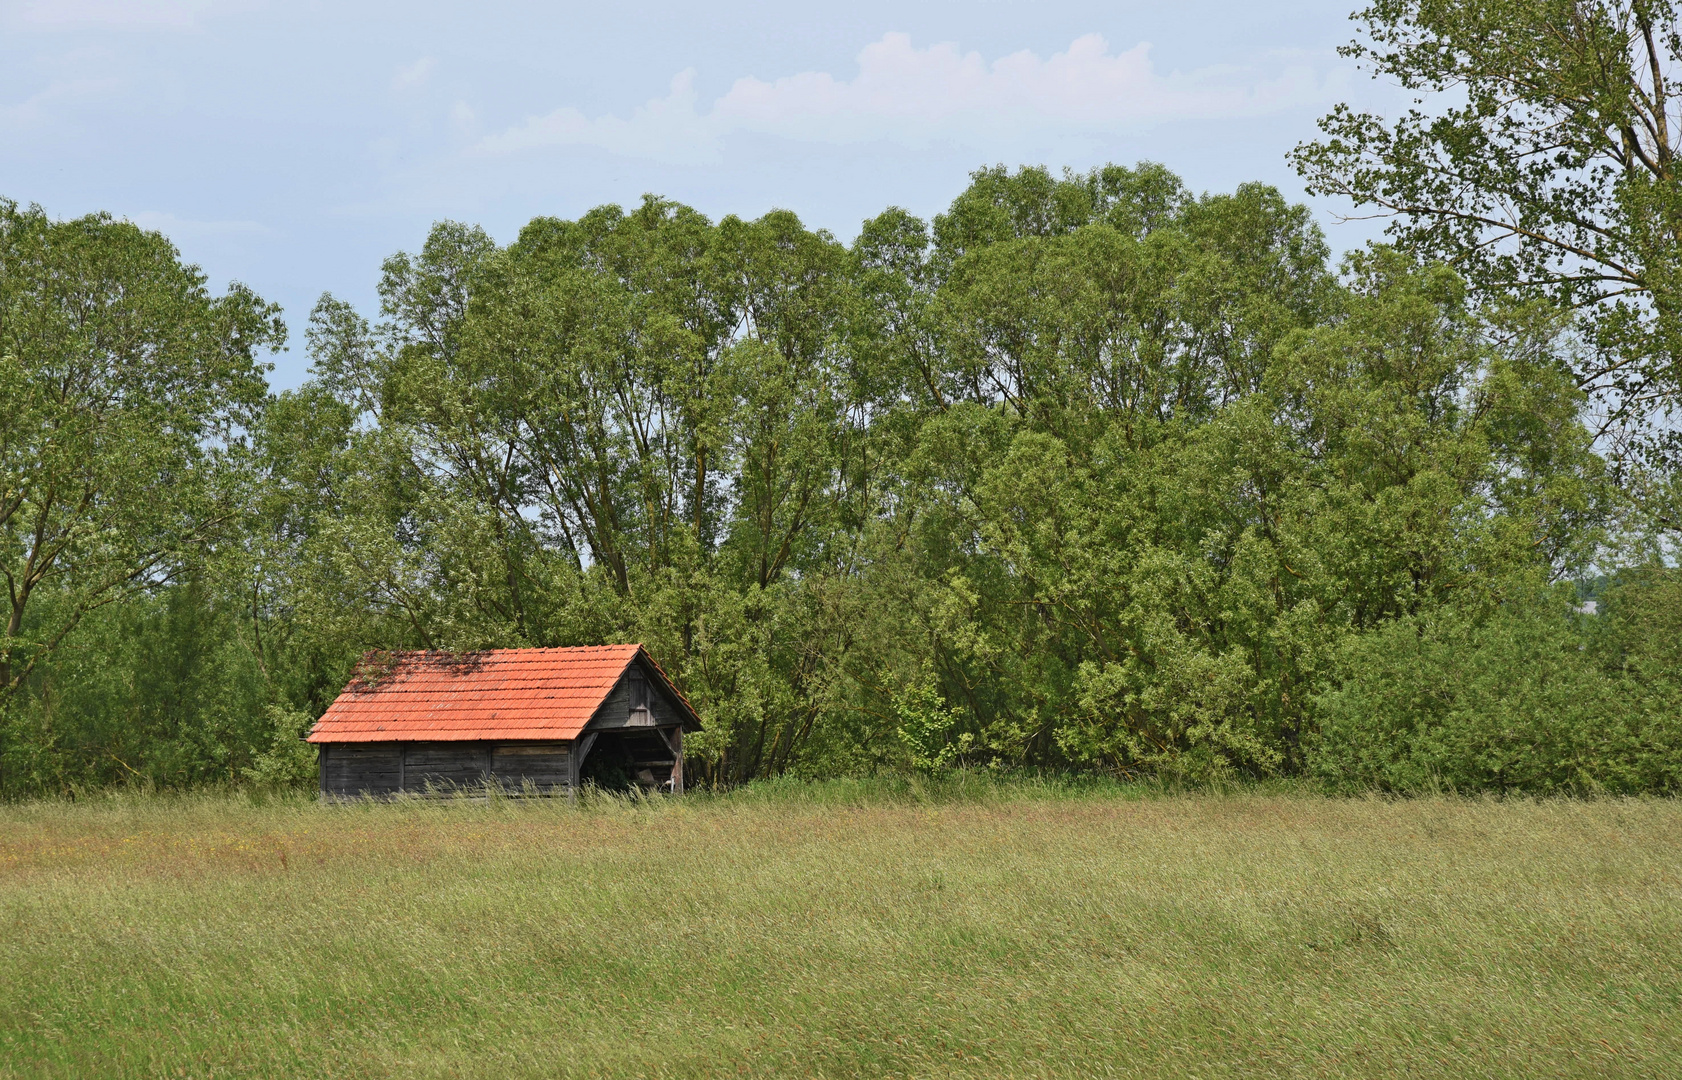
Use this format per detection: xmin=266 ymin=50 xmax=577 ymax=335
xmin=0 ymin=75 xmax=122 ymax=129
xmin=127 ymin=211 xmax=275 ymax=242
xmin=392 ymin=57 xmax=435 ymax=93
xmin=8 ymin=0 xmax=254 ymax=30
xmin=480 ymin=69 xmax=719 ymax=163
xmin=479 ymin=32 xmax=1344 ymax=164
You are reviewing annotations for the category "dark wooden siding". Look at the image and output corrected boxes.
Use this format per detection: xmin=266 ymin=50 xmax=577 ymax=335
xmin=321 ymin=742 xmax=402 ymax=797
xmin=640 ymin=657 xmax=687 ymax=728
xmin=321 ymin=741 xmax=572 ymax=797
xmin=647 ymin=685 xmax=681 ymax=727
xmin=489 ymin=743 xmax=571 ymax=791
xmin=589 ymin=659 xmax=688 ymax=730
xmin=403 ymin=743 xmax=488 ymax=791
xmin=596 ymin=679 xmax=631 ymax=725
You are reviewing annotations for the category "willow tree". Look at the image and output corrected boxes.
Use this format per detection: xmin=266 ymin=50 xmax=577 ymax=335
xmin=0 ymin=200 xmax=281 ymax=697
xmin=1292 ymin=0 xmax=1682 ymax=435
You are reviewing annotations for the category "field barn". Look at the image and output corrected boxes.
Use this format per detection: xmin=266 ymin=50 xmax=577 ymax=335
xmin=306 ymin=645 xmax=700 ymax=798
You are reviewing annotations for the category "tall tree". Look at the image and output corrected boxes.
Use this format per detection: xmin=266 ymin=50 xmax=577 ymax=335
xmin=1291 ymin=0 xmax=1682 ymax=434
xmin=0 ymin=200 xmax=281 ymax=697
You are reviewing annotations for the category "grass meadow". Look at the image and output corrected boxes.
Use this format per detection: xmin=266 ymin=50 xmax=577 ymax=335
xmin=1 ymin=779 xmax=1678 ymax=1079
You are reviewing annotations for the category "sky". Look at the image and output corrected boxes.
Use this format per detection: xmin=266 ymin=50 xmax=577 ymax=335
xmin=1 ymin=0 xmax=1405 ymax=387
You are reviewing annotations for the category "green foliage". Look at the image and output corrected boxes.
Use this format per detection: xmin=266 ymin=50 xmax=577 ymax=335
xmin=240 ymin=704 xmax=318 ymax=789
xmin=1291 ymin=0 xmax=1682 ymax=487
xmin=0 ymin=200 xmax=282 ymax=699
xmin=0 ymin=580 xmax=273 ymax=795
xmin=892 ymin=678 xmax=968 ymax=774
xmin=2 ymin=151 xmax=1674 ymax=796
xmin=1311 ymin=576 xmax=1682 ymax=793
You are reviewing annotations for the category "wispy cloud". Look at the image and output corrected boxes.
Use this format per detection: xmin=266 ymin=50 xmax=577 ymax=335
xmin=127 ymin=211 xmax=275 ymax=242
xmin=480 ymin=32 xmax=1344 ymax=163
xmin=480 ymin=69 xmax=718 ymax=162
xmin=9 ymin=0 xmax=255 ymax=30
xmin=0 ymin=75 xmax=123 ymax=129
xmin=391 ymin=56 xmax=435 ymax=93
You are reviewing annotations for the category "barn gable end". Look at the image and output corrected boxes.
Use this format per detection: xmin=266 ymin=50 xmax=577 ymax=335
xmin=587 ymin=654 xmax=692 ymax=731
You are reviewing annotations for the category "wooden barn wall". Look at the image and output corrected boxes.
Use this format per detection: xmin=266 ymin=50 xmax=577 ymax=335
xmin=320 ymin=741 xmax=571 ymax=798
xmin=596 ymin=680 xmax=631 ymax=725
xmin=488 ymin=743 xmax=572 ymax=790
xmin=648 ymin=679 xmax=683 ymax=727
xmin=589 ymin=660 xmax=688 ymax=731
xmin=321 ymin=743 xmax=401 ymax=796
xmin=641 ymin=658 xmax=690 ymax=728
xmin=403 ymin=743 xmax=488 ymax=790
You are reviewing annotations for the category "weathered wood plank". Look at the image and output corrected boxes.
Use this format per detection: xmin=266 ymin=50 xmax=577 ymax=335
xmin=490 ymin=741 xmax=571 ymax=792
xmin=401 ymin=742 xmax=487 ymax=792
xmin=323 ymin=742 xmax=402 ymax=797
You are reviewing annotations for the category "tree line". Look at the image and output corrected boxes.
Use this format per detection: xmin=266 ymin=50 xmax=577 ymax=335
xmin=2 ymin=0 xmax=1680 ymax=796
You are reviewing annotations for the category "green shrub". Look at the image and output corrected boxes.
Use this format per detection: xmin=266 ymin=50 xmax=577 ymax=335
xmin=240 ymin=705 xmax=319 ymax=790
xmin=1309 ymin=580 xmax=1682 ymax=793
xmin=893 ymin=680 xmax=969 ymax=774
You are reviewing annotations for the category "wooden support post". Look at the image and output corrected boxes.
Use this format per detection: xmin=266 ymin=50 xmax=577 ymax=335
xmin=318 ymin=744 xmax=328 ymax=800
xmin=575 ymin=731 xmax=599 ymax=772
xmin=656 ymin=726 xmax=684 ymax=794
xmin=570 ymin=732 xmax=600 ymax=800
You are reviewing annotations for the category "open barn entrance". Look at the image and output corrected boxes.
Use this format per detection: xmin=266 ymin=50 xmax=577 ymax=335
xmin=576 ymin=728 xmax=682 ymax=792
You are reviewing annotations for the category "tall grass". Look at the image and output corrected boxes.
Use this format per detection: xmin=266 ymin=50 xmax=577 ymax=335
xmin=1 ymin=783 xmax=1678 ymax=1078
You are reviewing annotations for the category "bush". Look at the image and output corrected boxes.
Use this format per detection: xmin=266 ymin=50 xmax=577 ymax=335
xmin=240 ymin=705 xmax=319 ymax=790
xmin=1308 ymin=580 xmax=1682 ymax=794
xmin=893 ymin=680 xmax=969 ymax=774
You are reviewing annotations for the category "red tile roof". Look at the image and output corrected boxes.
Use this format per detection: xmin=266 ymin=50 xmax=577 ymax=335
xmin=306 ymin=644 xmax=687 ymax=743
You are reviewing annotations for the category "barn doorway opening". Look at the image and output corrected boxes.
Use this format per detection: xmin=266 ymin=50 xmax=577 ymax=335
xmin=577 ymin=729 xmax=678 ymax=792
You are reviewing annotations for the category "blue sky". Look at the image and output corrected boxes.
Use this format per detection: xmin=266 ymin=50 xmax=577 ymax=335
xmin=1 ymin=0 xmax=1402 ymax=387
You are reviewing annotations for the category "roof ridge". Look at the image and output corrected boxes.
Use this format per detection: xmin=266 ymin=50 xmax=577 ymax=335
xmin=356 ymin=643 xmax=642 ymax=657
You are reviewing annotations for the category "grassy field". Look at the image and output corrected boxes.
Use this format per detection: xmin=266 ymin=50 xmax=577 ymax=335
xmin=1 ymin=780 xmax=1678 ymax=1079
